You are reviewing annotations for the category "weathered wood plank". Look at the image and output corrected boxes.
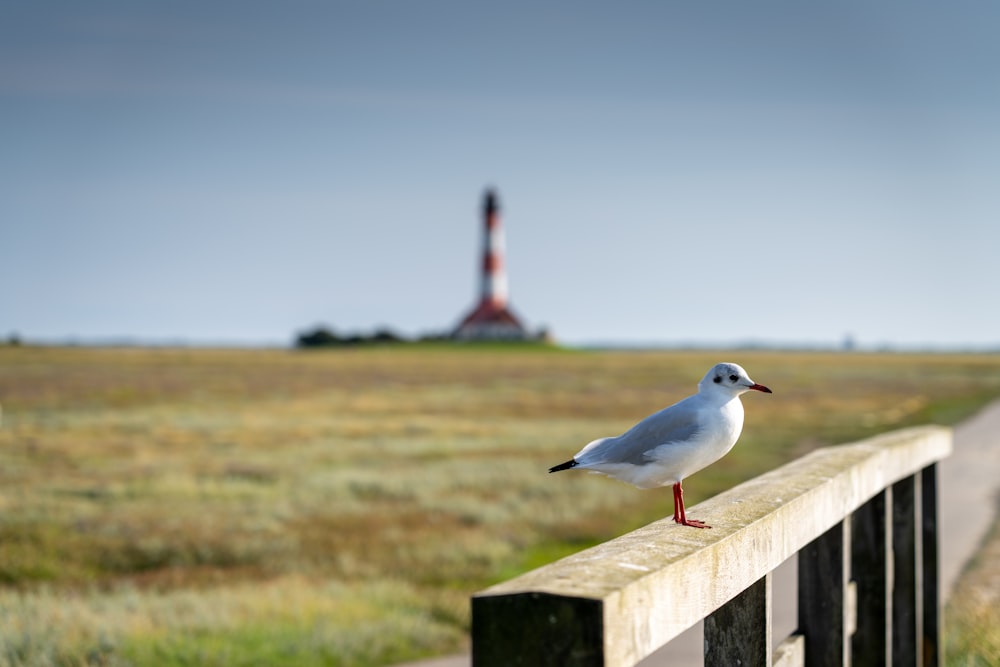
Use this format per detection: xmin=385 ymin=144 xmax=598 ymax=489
xmin=920 ymin=465 xmax=941 ymax=667
xmin=798 ymin=519 xmax=850 ymax=667
xmin=892 ymin=474 xmax=920 ymax=667
xmin=851 ymin=489 xmax=891 ymax=666
xmin=472 ymin=427 xmax=951 ymax=667
xmin=774 ymin=634 xmax=806 ymax=667
xmin=704 ymin=573 xmax=772 ymax=666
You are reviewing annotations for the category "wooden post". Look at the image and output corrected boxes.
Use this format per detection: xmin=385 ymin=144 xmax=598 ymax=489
xmin=920 ymin=465 xmax=941 ymax=667
xmin=705 ymin=573 xmax=773 ymax=667
xmin=798 ymin=518 xmax=851 ymax=667
xmin=471 ymin=592 xmax=604 ymax=667
xmin=891 ymin=474 xmax=920 ymax=667
xmin=851 ymin=489 xmax=891 ymax=665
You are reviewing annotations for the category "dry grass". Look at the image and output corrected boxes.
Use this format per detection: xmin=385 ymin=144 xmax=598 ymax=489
xmin=1 ymin=345 xmax=999 ymax=665
xmin=945 ymin=499 xmax=1000 ymax=666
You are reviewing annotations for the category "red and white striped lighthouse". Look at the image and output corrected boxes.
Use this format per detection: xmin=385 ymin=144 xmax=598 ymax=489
xmin=453 ymin=189 xmax=530 ymax=340
xmin=479 ymin=190 xmax=508 ymax=308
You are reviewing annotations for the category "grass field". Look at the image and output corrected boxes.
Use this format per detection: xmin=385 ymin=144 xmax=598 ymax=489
xmin=1 ymin=345 xmax=999 ymax=666
xmin=945 ymin=498 xmax=1000 ymax=667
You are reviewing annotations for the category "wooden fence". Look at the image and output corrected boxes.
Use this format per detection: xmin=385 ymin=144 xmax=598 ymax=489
xmin=472 ymin=426 xmax=951 ymax=666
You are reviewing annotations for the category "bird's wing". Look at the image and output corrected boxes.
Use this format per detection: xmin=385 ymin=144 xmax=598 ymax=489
xmin=578 ymin=397 xmax=704 ymax=467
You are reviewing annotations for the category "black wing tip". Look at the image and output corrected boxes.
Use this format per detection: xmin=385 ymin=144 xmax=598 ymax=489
xmin=548 ymin=459 xmax=578 ymax=473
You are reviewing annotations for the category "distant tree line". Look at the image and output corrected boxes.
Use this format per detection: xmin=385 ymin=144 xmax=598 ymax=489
xmin=294 ymin=325 xmax=451 ymax=348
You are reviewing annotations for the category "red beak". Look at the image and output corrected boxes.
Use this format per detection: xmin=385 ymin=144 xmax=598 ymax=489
xmin=750 ymin=383 xmax=772 ymax=394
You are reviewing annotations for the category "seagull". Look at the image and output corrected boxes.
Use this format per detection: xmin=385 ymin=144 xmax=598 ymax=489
xmin=549 ymin=362 xmax=772 ymax=529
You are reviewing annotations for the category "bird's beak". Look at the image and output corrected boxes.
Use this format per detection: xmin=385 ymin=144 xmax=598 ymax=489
xmin=749 ymin=383 xmax=772 ymax=394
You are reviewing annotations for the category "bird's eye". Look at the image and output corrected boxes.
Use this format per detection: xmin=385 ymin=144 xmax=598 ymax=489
xmin=714 ymin=376 xmax=722 ymax=383
xmin=729 ymin=374 xmax=739 ymax=382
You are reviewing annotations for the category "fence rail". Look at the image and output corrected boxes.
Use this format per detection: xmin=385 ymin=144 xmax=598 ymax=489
xmin=472 ymin=426 xmax=951 ymax=666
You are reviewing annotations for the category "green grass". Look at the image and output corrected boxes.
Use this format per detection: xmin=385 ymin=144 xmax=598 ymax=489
xmin=0 ymin=577 xmax=463 ymax=667
xmin=1 ymin=346 xmax=999 ymax=665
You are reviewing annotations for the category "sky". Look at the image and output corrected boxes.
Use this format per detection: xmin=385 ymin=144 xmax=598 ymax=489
xmin=2 ymin=1 xmax=998 ymax=348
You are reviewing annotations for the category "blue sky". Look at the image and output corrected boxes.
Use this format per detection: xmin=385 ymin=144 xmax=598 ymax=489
xmin=2 ymin=2 xmax=998 ymax=347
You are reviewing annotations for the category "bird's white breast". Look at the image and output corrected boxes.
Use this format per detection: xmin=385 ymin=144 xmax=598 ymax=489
xmin=643 ymin=396 xmax=744 ymax=486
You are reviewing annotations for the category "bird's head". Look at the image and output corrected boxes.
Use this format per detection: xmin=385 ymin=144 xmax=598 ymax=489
xmin=699 ymin=362 xmax=772 ymax=395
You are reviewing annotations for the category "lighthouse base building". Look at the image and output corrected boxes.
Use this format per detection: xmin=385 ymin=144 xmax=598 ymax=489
xmin=452 ymin=189 xmax=546 ymax=342
xmin=453 ymin=300 xmax=529 ymax=341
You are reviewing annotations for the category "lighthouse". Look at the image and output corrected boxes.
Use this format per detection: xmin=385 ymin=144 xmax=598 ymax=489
xmin=453 ymin=189 xmax=533 ymax=341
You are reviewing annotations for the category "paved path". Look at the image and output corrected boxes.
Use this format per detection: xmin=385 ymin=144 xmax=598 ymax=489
xmin=396 ymin=400 xmax=1000 ymax=667
xmin=938 ymin=398 xmax=1000 ymax=596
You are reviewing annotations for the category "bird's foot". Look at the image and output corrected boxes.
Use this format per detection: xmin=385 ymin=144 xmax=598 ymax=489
xmin=675 ymin=517 xmax=711 ymax=529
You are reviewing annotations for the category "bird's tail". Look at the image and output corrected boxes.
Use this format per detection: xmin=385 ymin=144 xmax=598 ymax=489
xmin=548 ymin=459 xmax=578 ymax=473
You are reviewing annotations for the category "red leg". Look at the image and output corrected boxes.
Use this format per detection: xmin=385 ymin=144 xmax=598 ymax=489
xmin=673 ymin=481 xmax=711 ymax=529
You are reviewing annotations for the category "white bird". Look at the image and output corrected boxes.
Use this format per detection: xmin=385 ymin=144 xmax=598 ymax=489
xmin=549 ymin=362 xmax=772 ymax=529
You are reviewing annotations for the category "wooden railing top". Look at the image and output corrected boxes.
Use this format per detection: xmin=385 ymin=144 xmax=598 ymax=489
xmin=473 ymin=425 xmax=952 ymax=666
